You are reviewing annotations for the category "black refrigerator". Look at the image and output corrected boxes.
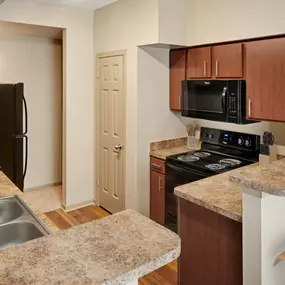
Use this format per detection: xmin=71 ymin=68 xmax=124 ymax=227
xmin=0 ymin=83 xmax=28 ymax=190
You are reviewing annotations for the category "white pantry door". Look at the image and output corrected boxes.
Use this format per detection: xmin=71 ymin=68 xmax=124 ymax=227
xmin=97 ymin=54 xmax=125 ymax=213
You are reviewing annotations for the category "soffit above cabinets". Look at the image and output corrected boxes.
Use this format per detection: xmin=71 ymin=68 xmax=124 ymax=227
xmin=35 ymin=0 xmax=118 ymax=10
xmin=0 ymin=21 xmax=63 ymax=39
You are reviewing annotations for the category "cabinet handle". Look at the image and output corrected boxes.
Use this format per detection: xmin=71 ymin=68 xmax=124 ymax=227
xmin=203 ymin=61 xmax=207 ymax=76
xmin=215 ymin=61 xmax=219 ymax=77
xmin=248 ymin=99 xmax=252 ymax=117
xmin=151 ymin=163 xmax=161 ymax=170
xmin=158 ymin=176 xmax=163 ymax=192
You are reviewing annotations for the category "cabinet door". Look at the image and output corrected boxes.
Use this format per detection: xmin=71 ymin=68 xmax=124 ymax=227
xmin=179 ymin=198 xmax=242 ymax=285
xmin=187 ymin=47 xmax=212 ymax=79
xmin=150 ymin=170 xmax=165 ymax=225
xmin=170 ymin=49 xmax=186 ymax=111
xmin=213 ymin=43 xmax=243 ymax=78
xmin=246 ymin=38 xmax=285 ymax=121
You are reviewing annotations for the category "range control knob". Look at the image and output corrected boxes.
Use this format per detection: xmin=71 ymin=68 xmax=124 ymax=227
xmin=238 ymin=137 xmax=244 ymax=146
xmin=209 ymin=132 xmax=214 ymax=140
xmin=204 ymin=131 xmax=209 ymax=139
xmin=245 ymin=138 xmax=252 ymax=147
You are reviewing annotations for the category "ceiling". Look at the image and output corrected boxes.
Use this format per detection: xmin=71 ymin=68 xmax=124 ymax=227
xmin=35 ymin=0 xmax=118 ymax=10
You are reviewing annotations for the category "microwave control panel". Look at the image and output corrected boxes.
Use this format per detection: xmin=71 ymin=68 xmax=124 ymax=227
xmin=228 ymin=92 xmax=237 ymax=116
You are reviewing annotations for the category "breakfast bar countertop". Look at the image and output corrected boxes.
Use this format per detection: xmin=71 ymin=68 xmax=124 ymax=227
xmin=0 ymin=172 xmax=180 ymax=285
xmin=175 ymin=164 xmax=259 ymax=223
xmin=229 ymin=158 xmax=285 ymax=196
xmin=0 ymin=209 xmax=180 ymax=285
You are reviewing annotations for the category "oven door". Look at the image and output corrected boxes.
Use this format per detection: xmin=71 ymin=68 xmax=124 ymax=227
xmin=165 ymin=162 xmax=208 ymax=232
xmin=181 ymin=80 xmax=228 ymax=122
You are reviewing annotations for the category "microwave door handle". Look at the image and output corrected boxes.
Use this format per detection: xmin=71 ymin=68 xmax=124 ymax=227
xmin=221 ymin=87 xmax=227 ymax=110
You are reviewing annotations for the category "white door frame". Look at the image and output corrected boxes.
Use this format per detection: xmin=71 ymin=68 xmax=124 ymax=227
xmin=95 ymin=50 xmax=127 ymax=210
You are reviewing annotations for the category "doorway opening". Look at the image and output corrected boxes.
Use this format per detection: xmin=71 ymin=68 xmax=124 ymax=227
xmin=0 ymin=21 xmax=64 ymax=213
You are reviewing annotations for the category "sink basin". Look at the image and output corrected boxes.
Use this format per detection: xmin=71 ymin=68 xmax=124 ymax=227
xmin=0 ymin=196 xmax=50 ymax=250
xmin=0 ymin=222 xmax=45 ymax=250
xmin=0 ymin=199 xmax=23 ymax=224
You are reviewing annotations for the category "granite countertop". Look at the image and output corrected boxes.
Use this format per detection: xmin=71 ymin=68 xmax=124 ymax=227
xmin=0 ymin=209 xmax=180 ymax=285
xmin=150 ymin=145 xmax=189 ymax=160
xmin=0 ymin=171 xmax=180 ymax=285
xmin=0 ymin=171 xmax=58 ymax=231
xmin=229 ymin=158 xmax=285 ymax=196
xmin=175 ymin=164 xmax=258 ymax=223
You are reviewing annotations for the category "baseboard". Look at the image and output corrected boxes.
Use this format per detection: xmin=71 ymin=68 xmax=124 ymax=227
xmin=61 ymin=200 xmax=94 ymax=212
xmin=24 ymin=182 xmax=62 ymax=192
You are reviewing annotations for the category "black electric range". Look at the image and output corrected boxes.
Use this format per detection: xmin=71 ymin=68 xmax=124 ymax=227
xmin=165 ymin=127 xmax=260 ymax=232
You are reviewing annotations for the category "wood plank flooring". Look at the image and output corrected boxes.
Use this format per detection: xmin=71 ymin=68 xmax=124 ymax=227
xmin=46 ymin=206 xmax=177 ymax=285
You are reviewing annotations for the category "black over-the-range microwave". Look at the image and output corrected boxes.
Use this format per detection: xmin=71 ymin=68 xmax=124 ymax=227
xmin=181 ymin=80 xmax=258 ymax=124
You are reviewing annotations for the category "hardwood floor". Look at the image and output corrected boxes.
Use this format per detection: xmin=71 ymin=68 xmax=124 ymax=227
xmin=46 ymin=206 xmax=177 ymax=285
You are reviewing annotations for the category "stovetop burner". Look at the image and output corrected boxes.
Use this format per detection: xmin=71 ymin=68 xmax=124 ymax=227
xmin=177 ymin=155 xmax=200 ymax=162
xmin=194 ymin=152 xmax=211 ymax=158
xmin=205 ymin=163 xmax=226 ymax=171
xmin=219 ymin=158 xmax=241 ymax=166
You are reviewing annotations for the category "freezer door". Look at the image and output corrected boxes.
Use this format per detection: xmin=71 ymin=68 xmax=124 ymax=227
xmin=0 ymin=84 xmax=24 ymax=190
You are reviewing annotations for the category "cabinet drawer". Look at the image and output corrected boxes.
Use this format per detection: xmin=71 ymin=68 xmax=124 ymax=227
xmin=150 ymin=157 xmax=165 ymax=174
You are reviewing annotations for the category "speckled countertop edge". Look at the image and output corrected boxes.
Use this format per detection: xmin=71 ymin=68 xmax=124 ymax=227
xmin=176 ymin=189 xmax=242 ymax=223
xmin=229 ymin=158 xmax=285 ymax=197
xmin=0 ymin=209 xmax=181 ymax=285
xmin=174 ymin=169 xmax=243 ymax=223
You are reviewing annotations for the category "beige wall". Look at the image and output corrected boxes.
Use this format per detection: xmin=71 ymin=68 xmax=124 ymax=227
xmin=94 ymin=0 xmax=160 ymax=212
xmin=94 ymin=0 xmax=190 ymax=214
xmin=95 ymin=0 xmax=285 ymax=216
xmin=0 ymin=35 xmax=62 ymax=189
xmin=158 ymin=0 xmax=188 ymax=45
xmin=187 ymin=0 xmax=285 ymax=46
xmin=184 ymin=0 xmax=285 ymax=143
xmin=0 ymin=0 xmax=94 ymax=206
xmin=137 ymin=47 xmax=187 ymax=215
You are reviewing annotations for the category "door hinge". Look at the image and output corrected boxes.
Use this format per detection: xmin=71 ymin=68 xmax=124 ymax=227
xmin=96 ymin=178 xmax=100 ymax=187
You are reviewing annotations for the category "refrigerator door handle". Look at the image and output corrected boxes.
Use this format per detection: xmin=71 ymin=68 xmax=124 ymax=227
xmin=23 ymin=135 xmax=28 ymax=179
xmin=15 ymin=134 xmax=28 ymax=179
xmin=23 ymin=96 xmax=28 ymax=135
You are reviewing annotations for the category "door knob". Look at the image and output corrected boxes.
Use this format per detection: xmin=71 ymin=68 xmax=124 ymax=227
xmin=114 ymin=144 xmax=123 ymax=152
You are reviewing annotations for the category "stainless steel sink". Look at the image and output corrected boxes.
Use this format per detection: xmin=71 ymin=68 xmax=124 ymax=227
xmin=0 ymin=222 xmax=45 ymax=250
xmin=0 ymin=198 xmax=23 ymax=224
xmin=0 ymin=196 xmax=51 ymax=250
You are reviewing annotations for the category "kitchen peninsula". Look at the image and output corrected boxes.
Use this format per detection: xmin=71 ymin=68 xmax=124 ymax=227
xmin=149 ymin=133 xmax=285 ymax=285
xmin=0 ymin=172 xmax=180 ymax=285
xmin=175 ymin=159 xmax=285 ymax=285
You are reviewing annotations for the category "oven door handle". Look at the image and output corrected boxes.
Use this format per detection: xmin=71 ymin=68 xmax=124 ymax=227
xmin=166 ymin=162 xmax=207 ymax=177
xmin=221 ymin=86 xmax=227 ymax=111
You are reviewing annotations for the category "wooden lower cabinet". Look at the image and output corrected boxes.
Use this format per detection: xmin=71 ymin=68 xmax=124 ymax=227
xmin=150 ymin=170 xmax=165 ymax=225
xmin=178 ymin=198 xmax=242 ymax=285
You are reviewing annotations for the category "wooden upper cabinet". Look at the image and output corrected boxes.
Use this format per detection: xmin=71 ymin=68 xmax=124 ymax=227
xmin=170 ymin=49 xmax=186 ymax=111
xmin=245 ymin=38 xmax=285 ymax=122
xmin=187 ymin=47 xmax=212 ymax=79
xmin=212 ymin=43 xmax=243 ymax=78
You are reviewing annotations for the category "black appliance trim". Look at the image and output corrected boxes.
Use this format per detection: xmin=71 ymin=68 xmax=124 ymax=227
xmin=181 ymin=79 xmax=259 ymax=125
